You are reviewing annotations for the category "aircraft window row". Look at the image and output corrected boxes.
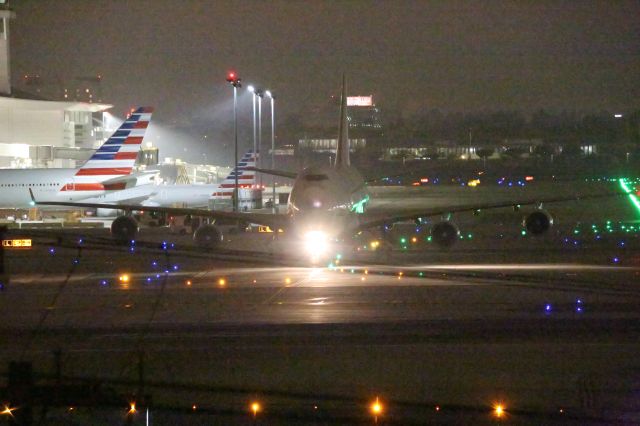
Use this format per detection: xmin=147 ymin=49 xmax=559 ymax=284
xmin=0 ymin=183 xmax=60 ymax=187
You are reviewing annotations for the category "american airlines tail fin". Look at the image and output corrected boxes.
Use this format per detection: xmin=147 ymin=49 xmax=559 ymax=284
xmin=212 ymin=150 xmax=257 ymax=197
xmin=335 ymin=74 xmax=350 ymax=168
xmin=68 ymin=107 xmax=153 ymax=190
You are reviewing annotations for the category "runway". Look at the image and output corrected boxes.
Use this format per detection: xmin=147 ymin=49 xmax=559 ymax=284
xmin=1 ymin=183 xmax=640 ymax=424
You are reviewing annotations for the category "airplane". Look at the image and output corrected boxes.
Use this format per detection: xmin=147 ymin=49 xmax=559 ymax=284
xmin=31 ymin=78 xmax=622 ymax=256
xmin=0 ymin=106 xmax=154 ymax=209
xmin=79 ymin=150 xmax=258 ymax=209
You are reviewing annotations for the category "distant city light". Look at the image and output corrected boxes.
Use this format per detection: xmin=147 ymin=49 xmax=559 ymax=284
xmin=370 ymin=396 xmax=383 ymax=420
xmin=250 ymin=402 xmax=261 ymax=417
xmin=1 ymin=405 xmax=15 ymax=416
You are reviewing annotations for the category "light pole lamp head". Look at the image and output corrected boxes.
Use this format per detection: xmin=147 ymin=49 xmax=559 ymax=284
xmin=265 ymin=90 xmax=275 ymax=100
xmin=247 ymin=85 xmax=255 ymax=93
xmin=255 ymin=88 xmax=264 ymax=98
xmin=226 ymin=71 xmax=241 ymax=88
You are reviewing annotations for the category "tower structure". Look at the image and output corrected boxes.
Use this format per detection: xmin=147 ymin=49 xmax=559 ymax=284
xmin=0 ymin=4 xmax=15 ymax=95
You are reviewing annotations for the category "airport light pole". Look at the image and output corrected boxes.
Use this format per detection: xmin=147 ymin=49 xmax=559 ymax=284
xmin=266 ymin=90 xmax=276 ymax=213
xmin=247 ymin=85 xmax=258 ymax=163
xmin=255 ymin=89 xmax=264 ymax=186
xmin=226 ymin=71 xmax=242 ymax=212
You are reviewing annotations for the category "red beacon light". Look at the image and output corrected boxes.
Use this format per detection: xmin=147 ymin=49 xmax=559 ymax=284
xmin=226 ymin=71 xmax=241 ymax=87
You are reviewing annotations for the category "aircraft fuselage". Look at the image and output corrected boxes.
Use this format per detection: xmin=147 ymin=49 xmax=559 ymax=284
xmin=287 ymin=165 xmax=369 ymax=238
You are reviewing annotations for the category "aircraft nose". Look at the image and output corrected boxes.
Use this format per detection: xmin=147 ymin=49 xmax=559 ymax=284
xmin=300 ymin=187 xmax=330 ymax=209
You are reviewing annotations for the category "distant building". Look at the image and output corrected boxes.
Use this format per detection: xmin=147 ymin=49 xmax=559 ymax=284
xmin=298 ymin=138 xmax=366 ymax=153
xmin=299 ymin=94 xmax=383 ymax=156
xmin=347 ymin=95 xmax=383 ymax=133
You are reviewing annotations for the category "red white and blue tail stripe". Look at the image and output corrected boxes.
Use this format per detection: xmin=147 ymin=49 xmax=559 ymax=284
xmin=61 ymin=107 xmax=153 ymax=192
xmin=212 ymin=150 xmax=257 ymax=197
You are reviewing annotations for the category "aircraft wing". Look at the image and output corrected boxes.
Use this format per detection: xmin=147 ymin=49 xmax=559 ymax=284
xmin=29 ymin=190 xmax=290 ymax=231
xmin=246 ymin=167 xmax=297 ymax=179
xmin=353 ymin=190 xmax=626 ymax=232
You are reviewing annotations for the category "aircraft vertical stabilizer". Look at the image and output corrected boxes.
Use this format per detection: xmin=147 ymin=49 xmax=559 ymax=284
xmin=335 ymin=74 xmax=350 ymax=168
xmin=63 ymin=107 xmax=154 ymax=193
xmin=212 ymin=150 xmax=257 ymax=197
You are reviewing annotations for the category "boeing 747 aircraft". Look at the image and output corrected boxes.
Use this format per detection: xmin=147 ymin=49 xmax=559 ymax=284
xmin=32 ymin=79 xmax=621 ymax=255
xmin=1 ymin=107 xmax=153 ymax=209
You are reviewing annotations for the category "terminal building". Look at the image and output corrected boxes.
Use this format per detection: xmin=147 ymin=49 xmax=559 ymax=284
xmin=0 ymin=6 xmax=113 ymax=169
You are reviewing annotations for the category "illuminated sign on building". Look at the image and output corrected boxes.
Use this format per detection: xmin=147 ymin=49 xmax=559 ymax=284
xmin=2 ymin=239 xmax=32 ymax=249
xmin=347 ymin=96 xmax=373 ymax=107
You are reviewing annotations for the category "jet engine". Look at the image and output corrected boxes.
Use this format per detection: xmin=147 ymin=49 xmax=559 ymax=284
xmin=523 ymin=210 xmax=554 ymax=235
xmin=193 ymin=224 xmax=223 ymax=249
xmin=111 ymin=216 xmax=139 ymax=244
xmin=430 ymin=221 xmax=460 ymax=248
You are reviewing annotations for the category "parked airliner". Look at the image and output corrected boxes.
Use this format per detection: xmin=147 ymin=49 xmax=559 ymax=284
xmin=80 ymin=150 xmax=258 ymax=209
xmin=1 ymin=107 xmax=153 ymax=208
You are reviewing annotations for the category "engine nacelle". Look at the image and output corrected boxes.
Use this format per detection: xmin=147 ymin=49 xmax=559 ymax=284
xmin=430 ymin=221 xmax=460 ymax=248
xmin=193 ymin=224 xmax=223 ymax=249
xmin=523 ymin=210 xmax=554 ymax=235
xmin=111 ymin=216 xmax=139 ymax=244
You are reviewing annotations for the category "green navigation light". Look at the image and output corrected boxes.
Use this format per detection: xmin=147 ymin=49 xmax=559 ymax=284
xmin=619 ymin=179 xmax=640 ymax=217
xmin=350 ymin=195 xmax=370 ymax=214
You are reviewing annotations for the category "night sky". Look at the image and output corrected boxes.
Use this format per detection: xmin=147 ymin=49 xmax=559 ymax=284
xmin=8 ymin=1 xmax=640 ymax=160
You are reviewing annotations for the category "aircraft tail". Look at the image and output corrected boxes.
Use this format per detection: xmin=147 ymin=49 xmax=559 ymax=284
xmin=65 ymin=107 xmax=153 ymax=191
xmin=335 ymin=74 xmax=350 ymax=168
xmin=212 ymin=150 xmax=257 ymax=197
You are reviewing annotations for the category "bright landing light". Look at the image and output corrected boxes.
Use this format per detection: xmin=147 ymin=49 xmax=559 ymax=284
xmin=303 ymin=230 xmax=329 ymax=260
